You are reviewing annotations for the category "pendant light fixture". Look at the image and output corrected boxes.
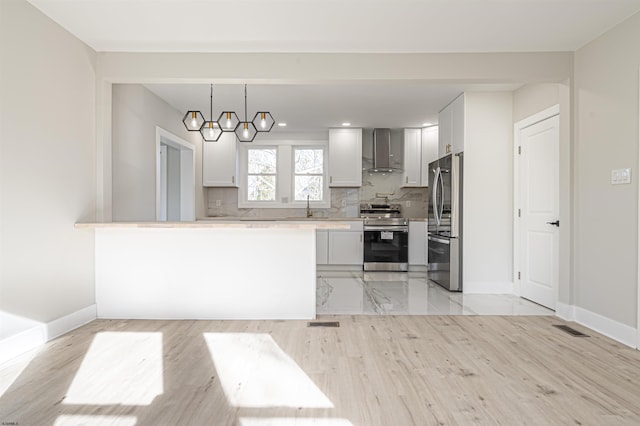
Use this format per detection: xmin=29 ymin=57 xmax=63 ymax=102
xmin=252 ymin=111 xmax=275 ymax=132
xmin=235 ymin=84 xmax=258 ymax=142
xmin=200 ymin=84 xmax=222 ymax=142
xmin=182 ymin=109 xmax=205 ymax=131
xmin=218 ymin=109 xmax=240 ymax=133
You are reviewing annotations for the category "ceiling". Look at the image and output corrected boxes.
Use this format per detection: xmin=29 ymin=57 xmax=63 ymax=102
xmin=143 ymin=83 xmax=501 ymax=133
xmin=25 ymin=0 xmax=640 ymax=53
xmin=28 ymin=0 xmax=640 ymax=132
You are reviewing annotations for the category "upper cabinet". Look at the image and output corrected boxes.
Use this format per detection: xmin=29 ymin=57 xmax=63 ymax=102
xmin=439 ymin=93 xmax=465 ymax=157
xmin=202 ymin=132 xmax=239 ymax=187
xmin=329 ymin=128 xmax=362 ymax=187
xmin=402 ymin=127 xmax=438 ymax=188
xmin=421 ymin=126 xmax=439 ymax=186
xmin=401 ymin=128 xmax=422 ymax=187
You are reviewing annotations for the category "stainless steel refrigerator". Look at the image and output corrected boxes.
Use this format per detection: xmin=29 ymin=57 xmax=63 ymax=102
xmin=428 ymin=153 xmax=463 ymax=291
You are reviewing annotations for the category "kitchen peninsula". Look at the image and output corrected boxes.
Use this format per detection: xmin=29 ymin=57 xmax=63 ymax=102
xmin=77 ymin=220 xmax=350 ymax=320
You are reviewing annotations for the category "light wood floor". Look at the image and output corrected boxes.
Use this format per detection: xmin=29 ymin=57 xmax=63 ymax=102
xmin=1 ymin=316 xmax=640 ymax=425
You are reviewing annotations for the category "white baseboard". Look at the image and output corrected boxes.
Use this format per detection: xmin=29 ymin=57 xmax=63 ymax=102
xmin=0 ymin=325 xmax=47 ymax=366
xmin=555 ymin=302 xmax=575 ymax=321
xmin=0 ymin=305 xmax=96 ymax=365
xmin=554 ymin=303 xmax=637 ymax=348
xmin=46 ymin=305 xmax=96 ymax=340
xmin=574 ymin=307 xmax=637 ymax=348
xmin=463 ymin=281 xmax=514 ymax=294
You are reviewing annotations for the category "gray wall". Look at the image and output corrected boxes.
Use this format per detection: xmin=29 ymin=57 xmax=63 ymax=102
xmin=573 ymin=11 xmax=640 ymax=327
xmin=112 ymin=84 xmax=202 ymax=221
xmin=0 ymin=0 xmax=96 ymax=323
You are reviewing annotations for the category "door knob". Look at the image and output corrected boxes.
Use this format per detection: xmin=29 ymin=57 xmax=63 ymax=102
xmin=546 ymin=220 xmax=560 ymax=227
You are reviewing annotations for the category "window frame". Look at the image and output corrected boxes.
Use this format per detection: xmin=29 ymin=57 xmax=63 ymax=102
xmin=246 ymin=146 xmax=278 ymax=203
xmin=238 ymin=139 xmax=331 ymax=209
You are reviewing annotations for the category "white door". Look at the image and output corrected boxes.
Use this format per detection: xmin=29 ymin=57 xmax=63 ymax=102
xmin=519 ymin=115 xmax=559 ymax=309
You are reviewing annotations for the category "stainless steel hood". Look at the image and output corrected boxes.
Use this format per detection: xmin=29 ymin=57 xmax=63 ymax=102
xmin=368 ymin=128 xmax=399 ymax=173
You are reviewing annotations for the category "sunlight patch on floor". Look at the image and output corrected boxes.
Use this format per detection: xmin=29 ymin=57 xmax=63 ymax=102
xmin=64 ymin=332 xmax=163 ymax=405
xmin=54 ymin=415 xmax=137 ymax=426
xmin=0 ymin=348 xmax=39 ymax=398
xmin=204 ymin=333 xmax=333 ymax=408
xmin=240 ymin=418 xmax=354 ymax=426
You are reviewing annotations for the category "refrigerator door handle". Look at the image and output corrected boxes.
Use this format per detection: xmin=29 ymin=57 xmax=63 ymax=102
xmin=437 ymin=168 xmax=444 ymax=225
xmin=432 ymin=167 xmax=441 ymax=225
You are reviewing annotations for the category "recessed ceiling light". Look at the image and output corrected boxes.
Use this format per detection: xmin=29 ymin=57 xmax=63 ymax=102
xmin=277 ymin=122 xmax=287 ymax=127
xmin=422 ymin=122 xmax=433 ymax=127
xmin=341 ymin=122 xmax=351 ymax=126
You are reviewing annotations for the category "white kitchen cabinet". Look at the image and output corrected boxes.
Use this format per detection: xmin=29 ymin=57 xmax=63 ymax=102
xmin=329 ymin=128 xmax=362 ymax=187
xmin=401 ymin=128 xmax=422 ymax=187
xmin=438 ymin=93 xmax=464 ymax=157
xmin=451 ymin=94 xmax=465 ymax=154
xmin=202 ymin=132 xmax=238 ymax=187
xmin=409 ymin=221 xmax=427 ymax=266
xmin=316 ymin=230 xmax=328 ymax=265
xmin=328 ymin=230 xmax=363 ymax=265
xmin=421 ymin=126 xmax=438 ymax=186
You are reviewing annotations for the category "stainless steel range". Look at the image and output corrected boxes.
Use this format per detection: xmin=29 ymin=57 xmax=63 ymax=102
xmin=360 ymin=203 xmax=409 ymax=271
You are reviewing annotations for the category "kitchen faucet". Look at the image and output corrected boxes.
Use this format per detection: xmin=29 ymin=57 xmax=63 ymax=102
xmin=306 ymin=195 xmax=312 ymax=218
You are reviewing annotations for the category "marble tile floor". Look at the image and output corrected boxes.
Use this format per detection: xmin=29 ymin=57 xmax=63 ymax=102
xmin=317 ymin=270 xmax=554 ymax=316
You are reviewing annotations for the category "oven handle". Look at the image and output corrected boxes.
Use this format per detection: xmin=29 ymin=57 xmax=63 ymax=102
xmin=428 ymin=235 xmax=450 ymax=244
xmin=364 ymin=226 xmax=409 ymax=232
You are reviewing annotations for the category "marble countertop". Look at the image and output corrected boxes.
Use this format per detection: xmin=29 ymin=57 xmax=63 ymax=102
xmin=201 ymin=216 xmax=363 ymax=222
xmin=75 ymin=220 xmax=352 ymax=230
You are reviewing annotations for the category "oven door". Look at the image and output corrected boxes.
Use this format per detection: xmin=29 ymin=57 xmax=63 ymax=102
xmin=363 ymin=226 xmax=409 ymax=271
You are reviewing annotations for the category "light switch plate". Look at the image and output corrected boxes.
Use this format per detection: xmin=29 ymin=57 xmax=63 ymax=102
xmin=215 ymin=199 xmax=222 ymax=207
xmin=611 ymin=168 xmax=632 ymax=185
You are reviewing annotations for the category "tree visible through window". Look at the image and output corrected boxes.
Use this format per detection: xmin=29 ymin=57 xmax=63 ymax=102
xmin=247 ymin=148 xmax=277 ymax=201
xmin=294 ymin=148 xmax=323 ymax=201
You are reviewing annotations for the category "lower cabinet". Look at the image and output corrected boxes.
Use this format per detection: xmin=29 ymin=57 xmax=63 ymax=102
xmin=409 ymin=221 xmax=427 ymax=266
xmin=328 ymin=231 xmax=363 ymax=265
xmin=316 ymin=222 xmax=364 ymax=266
xmin=316 ymin=230 xmax=329 ymax=264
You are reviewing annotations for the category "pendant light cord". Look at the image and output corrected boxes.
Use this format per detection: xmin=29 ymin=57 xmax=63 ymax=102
xmin=209 ymin=84 xmax=213 ymax=121
xmin=244 ymin=84 xmax=248 ymax=121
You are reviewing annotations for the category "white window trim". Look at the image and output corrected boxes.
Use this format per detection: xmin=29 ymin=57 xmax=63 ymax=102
xmin=238 ymin=139 xmax=331 ymax=209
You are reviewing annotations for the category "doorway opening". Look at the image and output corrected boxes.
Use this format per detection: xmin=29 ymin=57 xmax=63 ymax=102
xmin=155 ymin=127 xmax=195 ymax=221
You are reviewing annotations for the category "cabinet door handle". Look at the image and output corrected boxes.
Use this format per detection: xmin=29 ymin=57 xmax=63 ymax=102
xmin=330 ymin=176 xmax=333 ymax=184
xmin=231 ymin=175 xmax=235 ymax=184
xmin=405 ymin=176 xmax=409 ymax=184
xmin=360 ymin=234 xmax=362 ymax=243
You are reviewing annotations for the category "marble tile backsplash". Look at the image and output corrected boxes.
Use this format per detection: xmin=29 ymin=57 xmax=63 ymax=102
xmin=205 ymin=178 xmax=427 ymax=219
xmin=359 ymin=172 xmax=428 ymax=218
xmin=206 ymin=187 xmax=360 ymax=218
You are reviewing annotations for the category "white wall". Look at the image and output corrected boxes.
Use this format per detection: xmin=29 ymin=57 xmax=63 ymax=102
xmin=0 ymin=0 xmax=96 ymax=324
xmin=111 ymin=84 xmax=203 ymax=220
xmin=463 ymin=92 xmax=514 ymax=292
xmin=573 ymin=11 xmax=640 ymax=328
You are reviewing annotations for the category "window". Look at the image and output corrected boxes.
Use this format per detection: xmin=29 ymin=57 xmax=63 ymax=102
xmin=294 ymin=148 xmax=324 ymax=201
xmin=239 ymin=140 xmax=330 ymax=208
xmin=247 ymin=148 xmax=277 ymax=201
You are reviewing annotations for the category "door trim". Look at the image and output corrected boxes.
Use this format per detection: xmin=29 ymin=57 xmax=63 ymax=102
xmin=155 ymin=127 xmax=196 ymax=221
xmin=637 ymin=68 xmax=640 ymax=349
xmin=513 ymin=104 xmax=560 ymax=298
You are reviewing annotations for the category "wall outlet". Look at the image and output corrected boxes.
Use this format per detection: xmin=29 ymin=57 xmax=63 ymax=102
xmin=341 ymin=199 xmax=347 ymax=207
xmin=611 ymin=168 xmax=631 ymax=185
xmin=215 ymin=199 xmax=221 ymax=207
xmin=406 ymin=200 xmax=411 ymax=208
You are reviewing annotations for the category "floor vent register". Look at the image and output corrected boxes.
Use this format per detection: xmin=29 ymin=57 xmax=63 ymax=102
xmin=307 ymin=321 xmax=340 ymax=328
xmin=552 ymin=324 xmax=589 ymax=337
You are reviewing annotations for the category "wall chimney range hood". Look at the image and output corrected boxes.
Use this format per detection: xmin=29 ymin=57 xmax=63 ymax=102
xmin=368 ymin=128 xmax=400 ymax=173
